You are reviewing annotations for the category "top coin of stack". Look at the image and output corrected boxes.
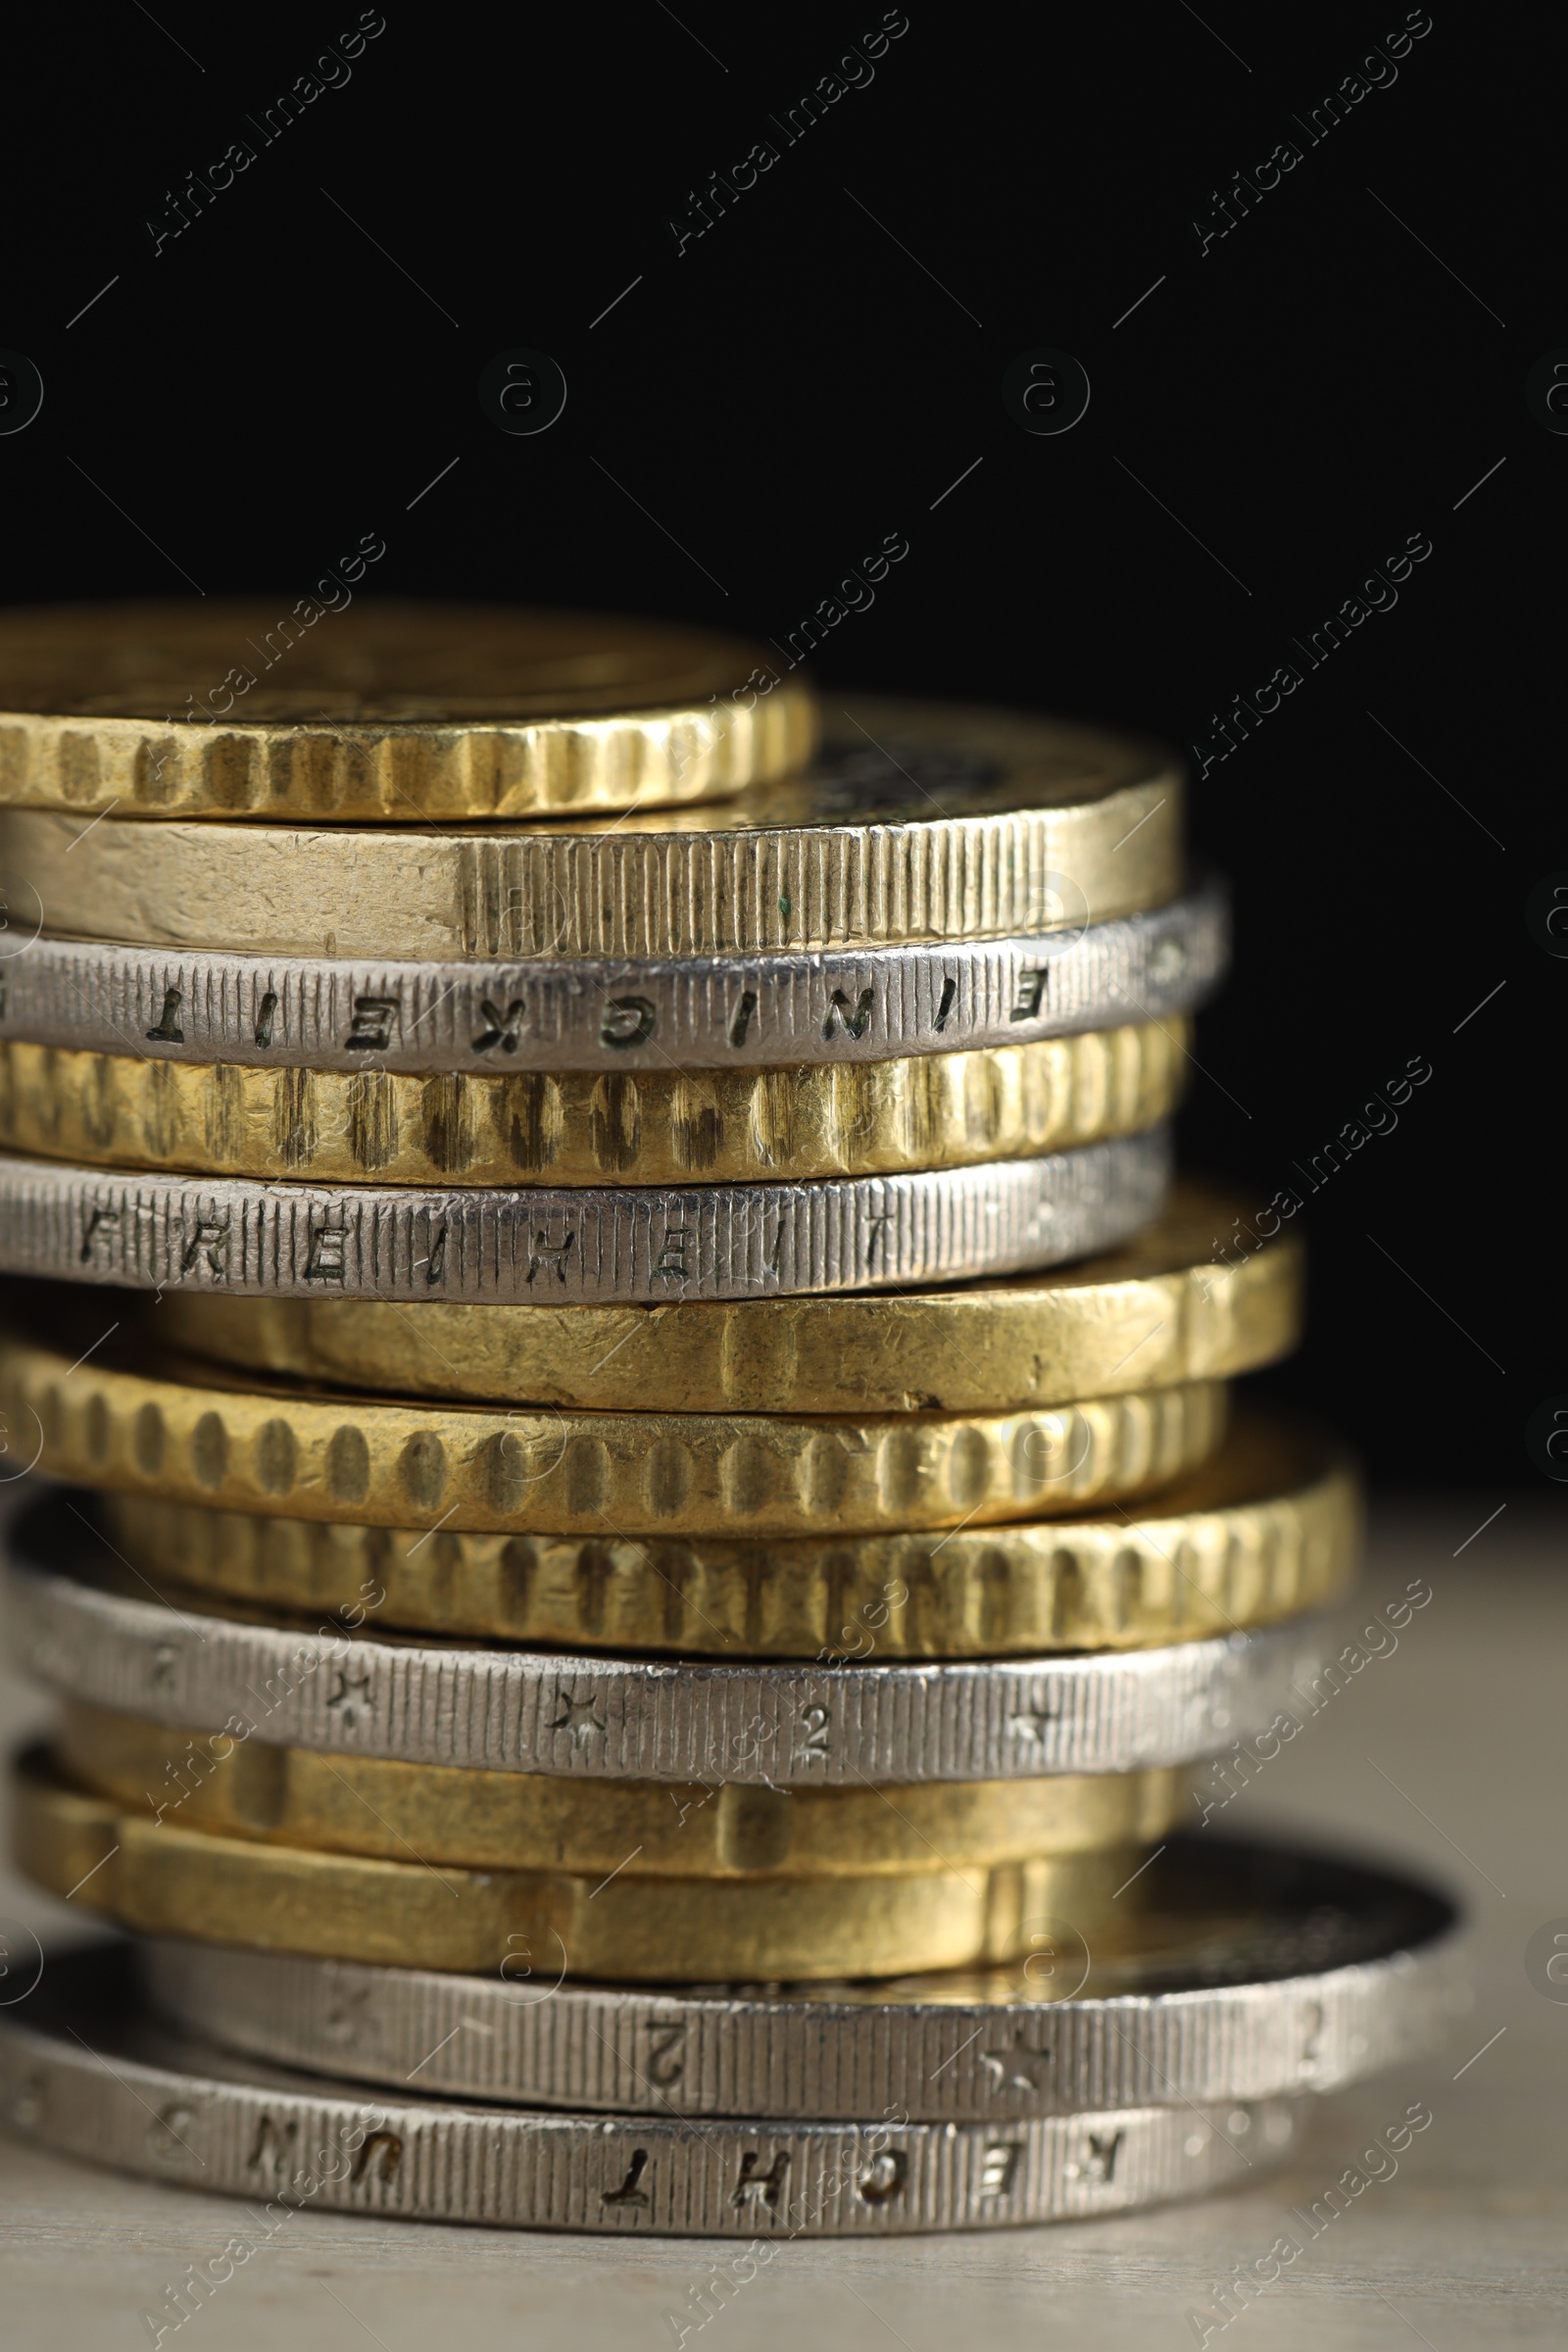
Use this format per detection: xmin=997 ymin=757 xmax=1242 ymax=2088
xmin=0 ymin=598 xmax=1447 ymax=2251
xmin=0 ymin=597 xmax=818 ymax=820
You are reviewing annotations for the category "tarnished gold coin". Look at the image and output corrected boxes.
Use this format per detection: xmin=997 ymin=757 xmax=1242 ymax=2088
xmin=0 ymin=600 xmax=816 ymax=818
xmin=151 ymin=1182 xmax=1299 ymax=1414
xmin=55 ymin=1701 xmax=1181 ymax=1877
xmin=96 ymin=1411 xmax=1353 ymax=1657
xmin=0 ymin=1322 xmax=1225 ymax=1535
xmin=0 ymin=1021 xmax=1183 ymax=1187
xmin=14 ymin=1748 xmax=1141 ymax=1981
xmin=0 ymin=699 xmax=1181 ymax=958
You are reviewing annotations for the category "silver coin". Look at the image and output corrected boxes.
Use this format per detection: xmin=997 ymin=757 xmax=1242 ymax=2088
xmin=0 ymin=881 xmax=1225 ymax=1073
xmin=6 ymin=1540 xmax=1329 ymax=1785
xmin=139 ymin=1839 xmax=1465 ymax=2120
xmin=0 ymin=1948 xmax=1298 ymax=2234
xmin=0 ymin=1128 xmax=1170 ymax=1303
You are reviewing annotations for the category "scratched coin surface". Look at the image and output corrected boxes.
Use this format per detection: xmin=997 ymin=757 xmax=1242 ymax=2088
xmin=0 ymin=1019 xmax=1183 ymax=1187
xmin=56 ymin=1699 xmax=1183 ymax=1875
xmin=0 ymin=600 xmax=817 ymax=817
xmin=92 ymin=1411 xmax=1355 ymax=1656
xmin=0 ymin=878 xmax=1226 ymax=1072
xmin=0 ymin=1345 xmax=1223 ymax=1534
xmin=144 ymin=1180 xmax=1298 ymax=1415
xmin=6 ymin=1525 xmax=1329 ymax=1782
xmin=140 ymin=1838 xmax=1465 ymax=2118
xmin=13 ymin=1747 xmax=1143 ymax=1980
xmin=0 ymin=1948 xmax=1299 ymax=2233
xmin=0 ymin=1124 xmax=1171 ymax=1301
xmin=0 ymin=698 xmax=1182 ymax=958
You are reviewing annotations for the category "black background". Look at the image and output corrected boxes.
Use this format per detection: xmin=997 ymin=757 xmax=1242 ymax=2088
xmin=0 ymin=5 xmax=1553 ymax=1491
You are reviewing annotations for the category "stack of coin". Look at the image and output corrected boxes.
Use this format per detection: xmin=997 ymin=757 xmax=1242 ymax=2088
xmin=0 ymin=604 xmax=1462 ymax=2234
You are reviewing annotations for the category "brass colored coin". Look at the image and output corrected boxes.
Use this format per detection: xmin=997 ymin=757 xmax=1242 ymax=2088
xmin=98 ymin=1410 xmax=1350 ymax=1656
xmin=0 ymin=699 xmax=1181 ymax=959
xmin=0 ymin=600 xmax=817 ymax=818
xmin=0 ymin=1323 xmax=1225 ymax=1535
xmin=13 ymin=1748 xmax=1141 ymax=1981
xmin=0 ymin=1021 xmax=1184 ymax=1188
xmin=151 ymin=1182 xmax=1300 ymax=1414
xmin=55 ymin=1701 xmax=1181 ymax=1876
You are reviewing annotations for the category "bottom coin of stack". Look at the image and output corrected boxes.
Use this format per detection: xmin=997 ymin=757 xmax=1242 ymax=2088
xmin=1 ymin=1440 xmax=1465 ymax=2235
xmin=1 ymin=1844 xmax=1463 ymax=2234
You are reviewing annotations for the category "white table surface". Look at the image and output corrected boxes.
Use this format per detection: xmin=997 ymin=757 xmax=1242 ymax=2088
xmin=1 ymin=1493 xmax=1562 ymax=2351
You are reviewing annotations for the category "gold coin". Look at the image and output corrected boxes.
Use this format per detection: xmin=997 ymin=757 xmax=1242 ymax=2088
xmin=0 ymin=1323 xmax=1225 ymax=1535
xmin=0 ymin=1021 xmax=1183 ymax=1188
xmin=14 ymin=1747 xmax=1141 ymax=1981
xmin=96 ymin=1409 xmax=1350 ymax=1655
xmin=151 ymin=1182 xmax=1300 ymax=1414
xmin=55 ymin=1702 xmax=1181 ymax=1876
xmin=0 ymin=600 xmax=816 ymax=818
xmin=0 ymin=699 xmax=1181 ymax=959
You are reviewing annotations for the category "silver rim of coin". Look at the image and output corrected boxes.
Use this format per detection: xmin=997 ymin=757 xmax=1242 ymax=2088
xmin=0 ymin=1952 xmax=1298 ymax=2234
xmin=0 ymin=881 xmax=1225 ymax=1073
xmin=0 ymin=1128 xmax=1170 ymax=1303
xmin=7 ymin=1547 xmax=1328 ymax=1784
xmin=137 ymin=1841 xmax=1465 ymax=2120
